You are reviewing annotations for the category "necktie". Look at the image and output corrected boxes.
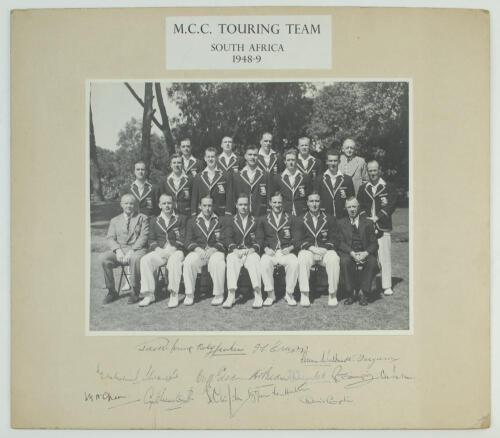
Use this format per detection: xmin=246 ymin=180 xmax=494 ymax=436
xmin=126 ymin=216 xmax=131 ymax=233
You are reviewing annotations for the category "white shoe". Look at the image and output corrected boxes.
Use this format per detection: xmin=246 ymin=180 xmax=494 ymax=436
xmin=300 ymin=293 xmax=310 ymax=307
xmin=168 ymin=292 xmax=179 ymax=308
xmin=139 ymin=294 xmax=155 ymax=307
xmin=184 ymin=294 xmax=194 ymax=306
xmin=253 ymin=293 xmax=263 ymax=309
xmin=211 ymin=296 xmax=224 ymax=306
xmin=263 ymin=292 xmax=275 ymax=306
xmin=285 ymin=293 xmax=297 ymax=306
xmin=384 ymin=288 xmax=394 ymax=296
xmin=328 ymin=295 xmax=339 ymax=307
xmin=223 ymin=293 xmax=235 ymax=309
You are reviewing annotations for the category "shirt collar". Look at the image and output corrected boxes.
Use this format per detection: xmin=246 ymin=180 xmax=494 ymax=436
xmin=272 ymin=211 xmax=282 ymax=222
xmin=220 ymin=152 xmax=237 ymax=160
xmin=197 ymin=212 xmax=217 ymax=221
xmin=161 ymin=212 xmax=175 ymax=223
xmin=367 ymin=177 xmax=386 ymax=189
xmin=326 ymin=169 xmax=343 ymax=179
xmin=350 ymin=215 xmax=360 ymax=226
xmin=258 ymin=148 xmax=275 ymax=157
xmin=282 ymin=168 xmax=300 ymax=178
xmin=242 ymin=165 xmax=258 ymax=173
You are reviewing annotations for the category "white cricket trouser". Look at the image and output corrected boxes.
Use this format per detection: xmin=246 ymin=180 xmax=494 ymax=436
xmin=226 ymin=252 xmax=261 ymax=290
xmin=260 ymin=252 xmax=298 ymax=294
xmin=140 ymin=248 xmax=184 ymax=293
xmin=183 ymin=251 xmax=226 ymax=296
xmin=378 ymin=232 xmax=392 ymax=289
xmin=297 ymin=249 xmax=340 ymax=294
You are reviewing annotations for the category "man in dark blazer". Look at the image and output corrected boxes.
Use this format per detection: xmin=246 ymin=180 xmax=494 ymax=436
xmin=99 ymin=194 xmax=149 ymax=304
xmin=160 ymin=153 xmax=193 ymax=217
xmin=180 ymin=137 xmax=205 ymax=177
xmin=228 ymin=144 xmax=273 ymax=217
xmin=217 ymin=136 xmax=244 ymax=175
xmin=316 ymin=149 xmax=355 ymax=218
xmin=139 ymin=193 xmax=187 ymax=308
xmin=183 ymin=196 xmax=226 ymax=306
xmin=120 ymin=160 xmax=160 ymax=217
xmin=257 ymin=131 xmax=285 ymax=175
xmin=338 ymin=197 xmax=379 ymax=306
xmin=294 ymin=192 xmax=341 ymax=307
xmin=357 ymin=160 xmax=398 ymax=296
xmin=296 ymin=136 xmax=323 ymax=187
xmin=223 ymin=193 xmax=263 ymax=309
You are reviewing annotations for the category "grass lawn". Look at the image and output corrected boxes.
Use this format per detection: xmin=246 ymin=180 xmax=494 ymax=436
xmin=89 ymin=201 xmax=410 ymax=332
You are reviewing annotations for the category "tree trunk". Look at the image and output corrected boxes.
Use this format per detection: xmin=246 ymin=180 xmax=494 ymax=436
xmin=141 ymin=83 xmax=154 ymax=167
xmin=154 ymin=82 xmax=175 ymax=157
xmin=89 ymin=101 xmax=104 ymax=201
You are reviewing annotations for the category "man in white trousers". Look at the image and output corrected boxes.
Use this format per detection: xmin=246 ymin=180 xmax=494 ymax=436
xmin=139 ymin=194 xmax=186 ymax=307
xmin=183 ymin=196 xmax=226 ymax=306
xmin=256 ymin=192 xmax=299 ymax=306
xmin=295 ymin=192 xmax=341 ymax=307
xmin=224 ymin=193 xmax=262 ymax=309
xmin=357 ymin=160 xmax=398 ymax=296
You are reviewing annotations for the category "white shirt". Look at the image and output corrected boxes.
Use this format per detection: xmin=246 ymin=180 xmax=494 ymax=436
xmin=239 ymin=214 xmax=248 ymax=230
xmin=283 ymin=168 xmax=300 ymax=187
xmin=299 ymin=154 xmax=312 ymax=168
xmin=170 ymin=173 xmax=183 ymax=189
xmin=272 ymin=212 xmax=282 ymax=225
xmin=244 ymin=166 xmax=257 ymax=183
xmin=259 ymin=148 xmax=275 ymax=166
xmin=350 ymin=216 xmax=360 ymax=228
xmin=310 ymin=213 xmax=319 ymax=229
xmin=133 ymin=180 xmax=146 ymax=196
xmin=325 ymin=169 xmax=343 ymax=180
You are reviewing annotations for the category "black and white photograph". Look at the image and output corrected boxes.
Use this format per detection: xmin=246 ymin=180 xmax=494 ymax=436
xmin=87 ymin=79 xmax=411 ymax=333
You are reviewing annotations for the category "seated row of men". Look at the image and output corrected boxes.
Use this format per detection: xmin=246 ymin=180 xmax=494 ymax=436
xmin=100 ymin=190 xmax=381 ymax=309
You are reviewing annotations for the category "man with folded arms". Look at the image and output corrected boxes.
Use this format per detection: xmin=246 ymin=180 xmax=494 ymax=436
xmin=357 ymin=160 xmax=398 ymax=296
xmin=183 ymin=196 xmax=226 ymax=306
xmin=99 ymin=194 xmax=149 ymax=304
xmin=257 ymin=192 xmax=299 ymax=306
xmin=160 ymin=153 xmax=192 ymax=217
xmin=295 ymin=192 xmax=341 ymax=307
xmin=138 ymin=194 xmax=186 ymax=308
xmin=223 ymin=194 xmax=263 ymax=309
xmin=338 ymin=197 xmax=379 ymax=306
xmin=217 ymin=136 xmax=244 ymax=174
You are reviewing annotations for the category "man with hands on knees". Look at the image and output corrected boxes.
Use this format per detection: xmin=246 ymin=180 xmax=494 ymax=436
xmin=224 ymin=193 xmax=263 ymax=309
xmin=257 ymin=192 xmax=299 ymax=306
xmin=183 ymin=196 xmax=226 ymax=306
xmin=99 ymin=194 xmax=149 ymax=304
xmin=138 ymin=194 xmax=186 ymax=308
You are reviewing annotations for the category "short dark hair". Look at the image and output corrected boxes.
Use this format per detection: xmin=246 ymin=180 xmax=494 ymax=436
xmin=284 ymin=148 xmax=297 ymax=158
xmin=199 ymin=195 xmax=214 ymax=205
xmin=205 ymin=147 xmax=218 ymax=155
xmin=245 ymin=144 xmax=259 ymax=153
xmin=235 ymin=193 xmax=250 ymax=204
xmin=307 ymin=191 xmax=321 ymax=200
xmin=134 ymin=160 xmax=147 ymax=168
xmin=326 ymin=149 xmax=340 ymax=159
xmin=269 ymin=191 xmax=283 ymax=201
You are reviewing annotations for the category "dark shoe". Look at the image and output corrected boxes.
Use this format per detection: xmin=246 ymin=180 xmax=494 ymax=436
xmin=359 ymin=293 xmax=368 ymax=306
xmin=344 ymin=296 xmax=356 ymax=305
xmin=103 ymin=291 xmax=118 ymax=304
xmin=127 ymin=293 xmax=141 ymax=304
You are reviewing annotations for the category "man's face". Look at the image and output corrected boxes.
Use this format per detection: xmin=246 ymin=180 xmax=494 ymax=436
xmin=367 ymin=162 xmax=380 ymax=183
xmin=121 ymin=196 xmax=136 ymax=215
xmin=285 ymin=153 xmax=297 ymax=171
xmin=327 ymin=154 xmax=339 ymax=172
xmin=307 ymin=194 xmax=321 ymax=214
xmin=270 ymin=195 xmax=283 ymax=215
xmin=342 ymin=140 xmax=356 ymax=158
xmin=236 ymin=197 xmax=249 ymax=216
xmin=180 ymin=140 xmax=191 ymax=157
xmin=171 ymin=157 xmax=183 ymax=173
xmin=200 ymin=198 xmax=213 ymax=217
xmin=346 ymin=200 xmax=359 ymax=218
xmin=298 ymin=138 xmax=310 ymax=156
xmin=260 ymin=133 xmax=272 ymax=151
xmin=221 ymin=137 xmax=233 ymax=153
xmin=205 ymin=150 xmax=217 ymax=168
xmin=134 ymin=163 xmax=146 ymax=181
xmin=159 ymin=195 xmax=174 ymax=215
xmin=245 ymin=148 xmax=258 ymax=167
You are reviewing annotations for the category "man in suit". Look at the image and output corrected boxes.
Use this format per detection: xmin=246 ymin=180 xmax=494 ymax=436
xmin=228 ymin=144 xmax=273 ymax=217
xmin=138 ymin=194 xmax=186 ymax=308
xmin=295 ymin=192 xmax=341 ymax=307
xmin=191 ymin=147 xmax=233 ymax=217
xmin=296 ymin=136 xmax=323 ymax=186
xmin=224 ymin=193 xmax=263 ymax=309
xmin=316 ymin=149 xmax=355 ymax=218
xmin=99 ymin=194 xmax=149 ymax=304
xmin=180 ymin=138 xmax=205 ymax=177
xmin=357 ymin=160 xmax=398 ymax=296
xmin=338 ymin=197 xmax=379 ymax=306
xmin=217 ymin=136 xmax=243 ymax=174
xmin=183 ymin=196 xmax=226 ymax=306
xmin=120 ymin=160 xmax=159 ymax=217
xmin=257 ymin=192 xmax=299 ymax=306
xmin=339 ymin=138 xmax=368 ymax=195
xmin=160 ymin=153 xmax=192 ymax=217
xmin=274 ymin=148 xmax=311 ymax=216
xmin=257 ymin=132 xmax=284 ymax=175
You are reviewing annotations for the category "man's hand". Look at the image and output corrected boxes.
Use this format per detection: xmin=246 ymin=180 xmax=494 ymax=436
xmin=316 ymin=247 xmax=327 ymax=257
xmin=124 ymin=250 xmax=134 ymax=264
xmin=195 ymin=247 xmax=206 ymax=261
xmin=264 ymin=247 xmax=275 ymax=257
xmin=116 ymin=249 xmax=125 ymax=264
xmin=233 ymin=248 xmax=243 ymax=258
xmin=205 ymin=247 xmax=217 ymax=259
xmin=281 ymin=246 xmax=293 ymax=255
xmin=247 ymin=248 xmax=255 ymax=255
xmin=358 ymin=251 xmax=369 ymax=262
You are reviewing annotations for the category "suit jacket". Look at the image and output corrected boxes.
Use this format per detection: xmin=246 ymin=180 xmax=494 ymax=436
xmin=120 ymin=181 xmax=159 ymax=217
xmin=316 ymin=172 xmax=355 ymax=218
xmin=339 ymin=155 xmax=368 ymax=195
xmin=273 ymin=171 xmax=312 ymax=216
xmin=337 ymin=215 xmax=379 ymax=256
xmin=293 ymin=211 xmax=339 ymax=251
xmin=191 ymin=169 xmax=232 ymax=217
xmin=228 ymin=167 xmax=273 ymax=217
xmin=297 ymin=154 xmax=323 ymax=186
xmin=224 ymin=214 xmax=261 ymax=253
xmin=217 ymin=153 xmax=244 ymax=175
xmin=357 ymin=180 xmax=398 ymax=232
xmin=256 ymin=212 xmax=297 ymax=252
xmin=257 ymin=150 xmax=285 ymax=175
xmin=160 ymin=173 xmax=193 ymax=217
xmin=185 ymin=213 xmax=225 ymax=253
xmin=106 ymin=212 xmax=149 ymax=252
xmin=148 ymin=214 xmax=187 ymax=252
xmin=183 ymin=156 xmax=205 ymax=178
